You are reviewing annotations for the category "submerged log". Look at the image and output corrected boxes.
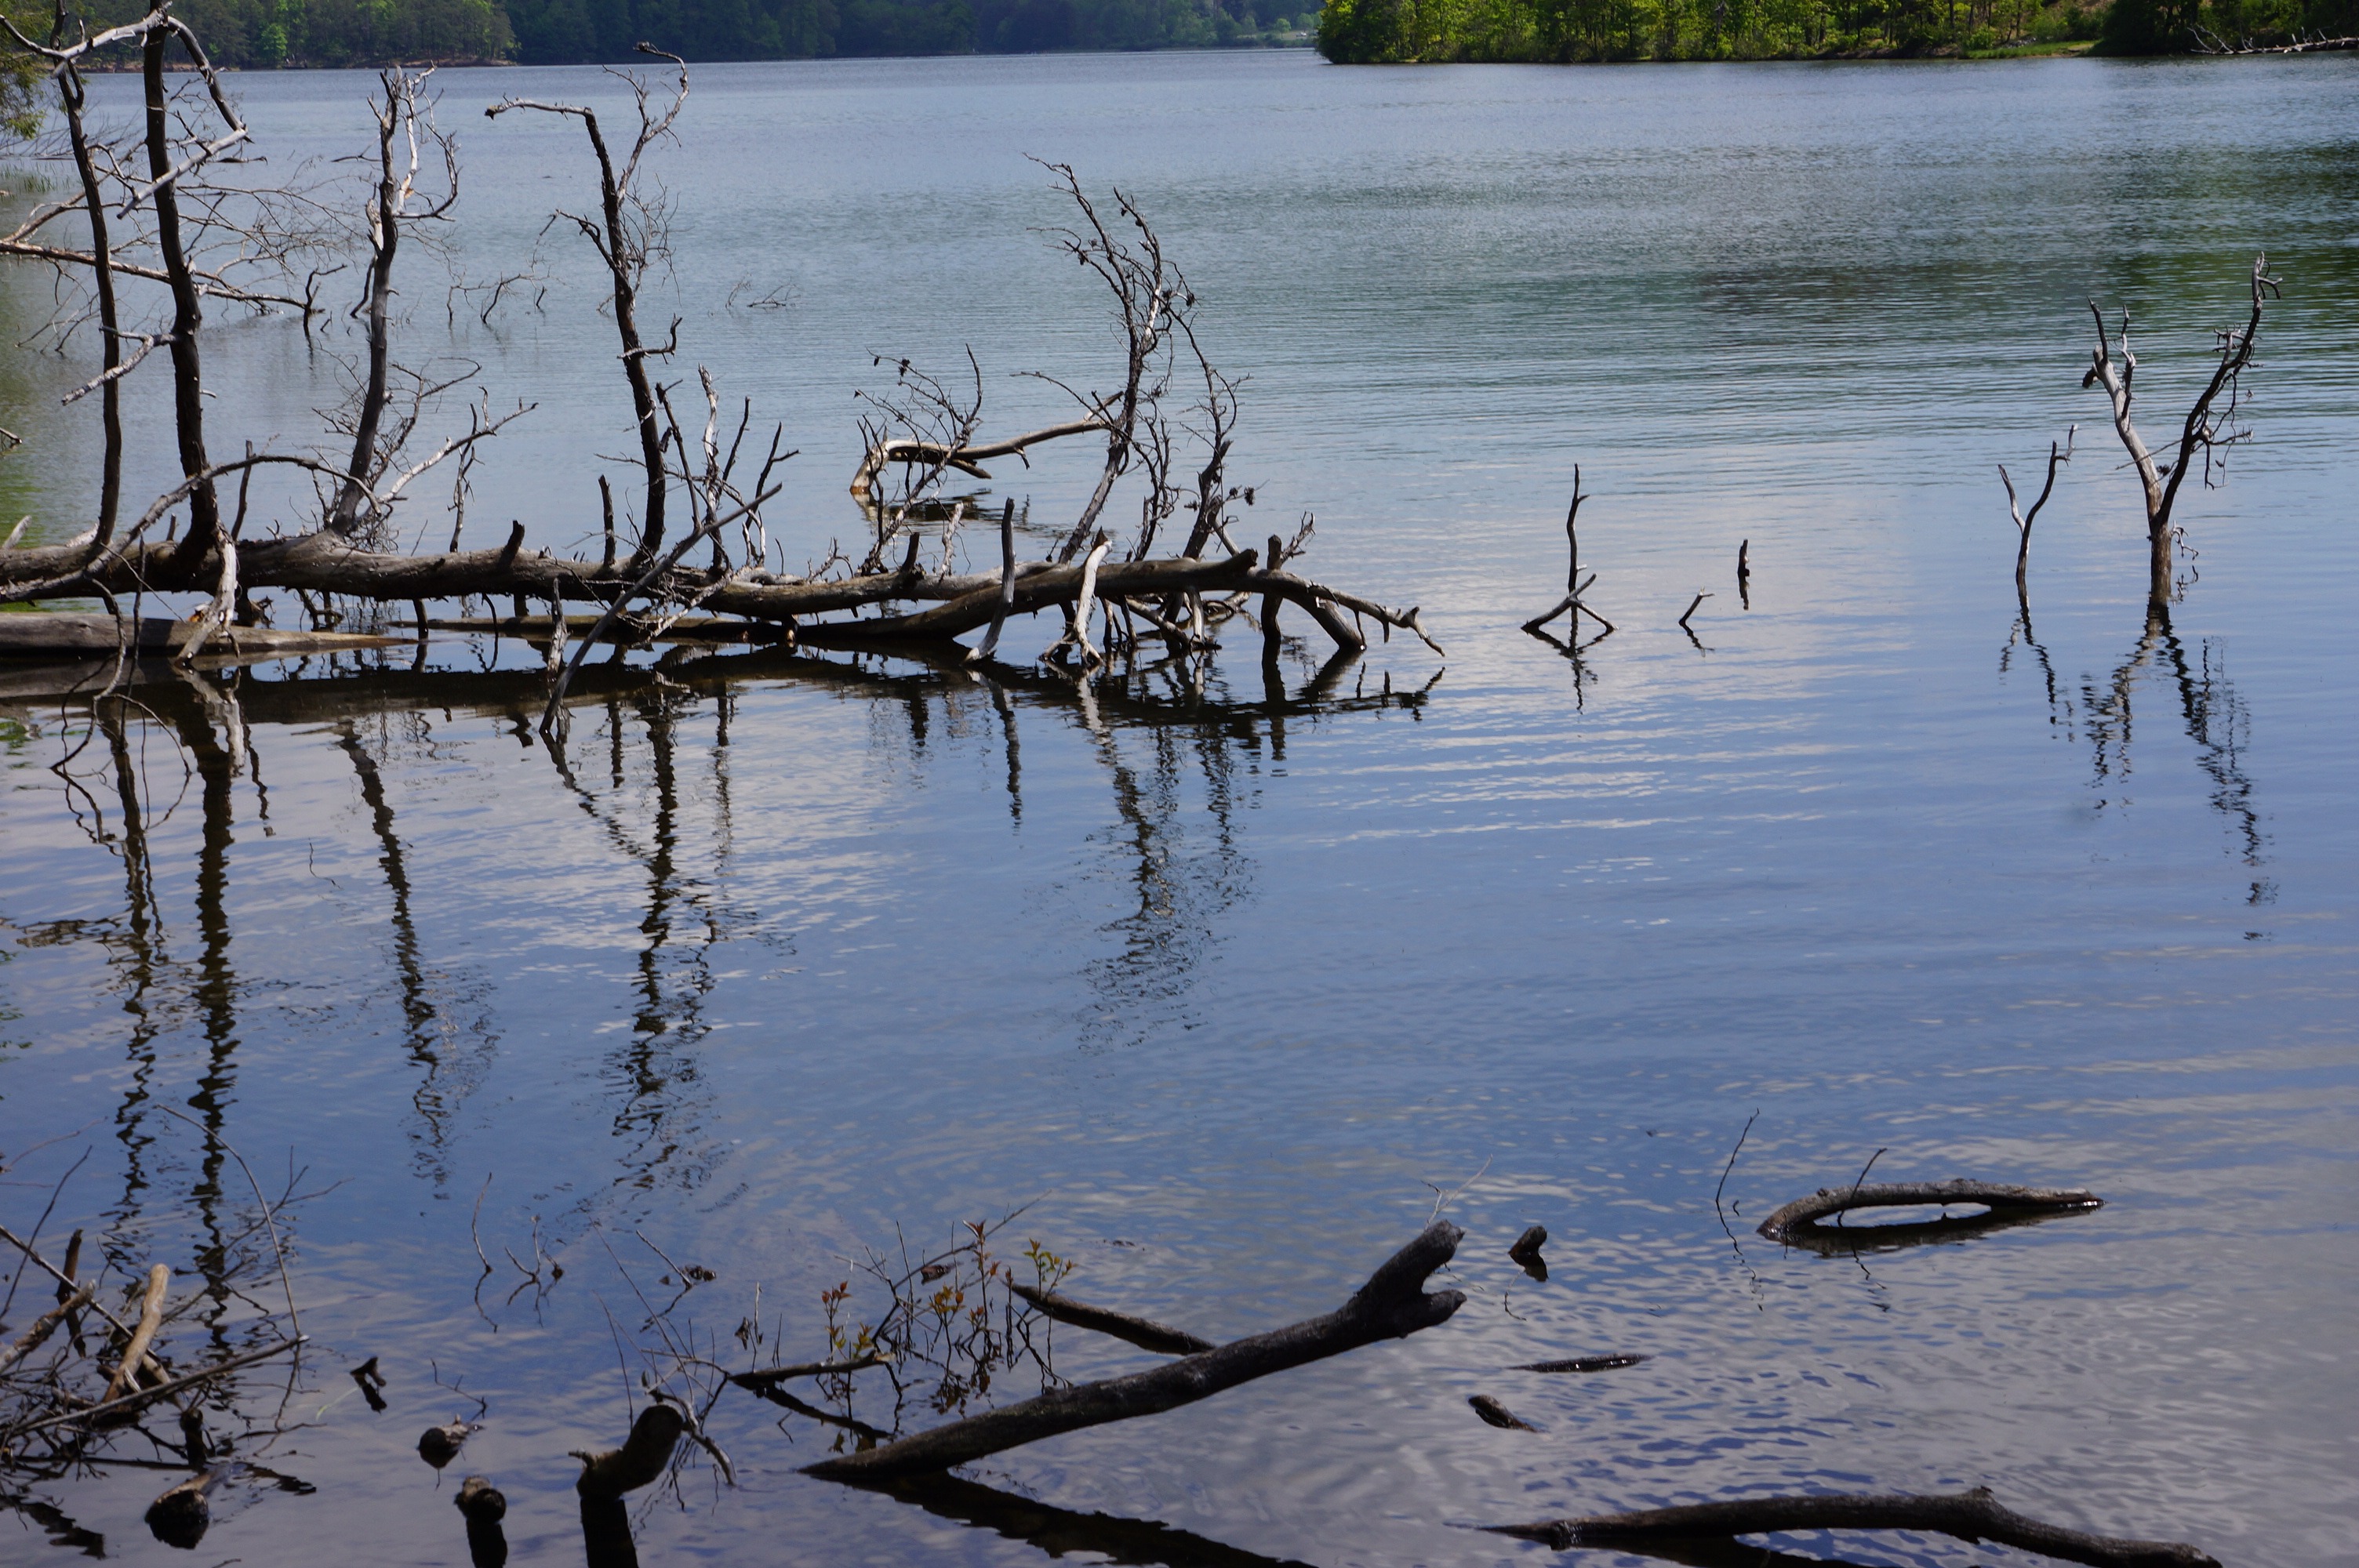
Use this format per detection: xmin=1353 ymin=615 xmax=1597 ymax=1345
xmin=1007 ymin=1283 xmax=1214 ymax=1356
xmin=1514 ymin=1353 xmax=1647 ymax=1374
xmin=1488 ymin=1486 xmax=2218 ymax=1568
xmin=802 ymin=1220 xmax=1466 ymax=1483
xmin=1755 ymin=1180 xmax=2102 ymax=1244
xmin=0 ymin=614 xmax=404 ymax=658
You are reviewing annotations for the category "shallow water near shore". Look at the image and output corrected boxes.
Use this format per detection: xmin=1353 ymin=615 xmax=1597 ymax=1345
xmin=2 ymin=48 xmax=2357 ymax=1568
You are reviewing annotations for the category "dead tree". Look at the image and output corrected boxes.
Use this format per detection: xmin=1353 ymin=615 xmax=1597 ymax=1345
xmin=0 ymin=45 xmax=1434 ymax=682
xmin=329 ymin=70 xmax=461 ymax=539
xmin=2083 ymin=256 xmax=2278 ymax=604
xmin=1523 ymin=470 xmax=1613 ymax=638
xmin=485 ymin=45 xmax=688 ymax=568
xmin=2000 ymin=424 xmax=2074 ymax=601
xmin=1038 ymin=162 xmax=1187 ymax=564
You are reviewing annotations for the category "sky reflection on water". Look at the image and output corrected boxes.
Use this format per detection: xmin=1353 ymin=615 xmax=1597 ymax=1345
xmin=1 ymin=46 xmax=2357 ymax=1568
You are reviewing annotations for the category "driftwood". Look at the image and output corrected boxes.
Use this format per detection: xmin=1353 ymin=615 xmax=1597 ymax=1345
xmin=1755 ymin=1179 xmax=2102 ymax=1244
xmin=1508 ymin=1225 xmax=1547 ymax=1280
xmin=101 ymin=1265 xmax=169 ymax=1403
xmin=1008 ymin=1283 xmax=1214 ymax=1356
xmin=1469 ymin=1393 xmax=1537 ymax=1430
xmin=456 ymin=1475 xmax=509 ymax=1568
xmin=803 ymin=1219 xmax=1465 ymax=1482
xmin=851 ymin=416 xmax=1110 ymax=500
xmin=1488 ymin=1486 xmax=2219 ymax=1568
xmin=144 ymin=1466 xmax=223 ymax=1550
xmin=418 ymin=1419 xmax=472 ymax=1468
xmin=2 ymin=1336 xmax=304 ymax=1442
xmin=1522 ymin=474 xmax=1613 ymax=638
xmin=576 ymin=1403 xmax=685 ymax=1498
xmin=0 ymin=1285 xmax=94 ymax=1375
xmin=0 ymin=614 xmax=402 ymax=659
xmin=1514 ymin=1352 xmax=1647 ymax=1374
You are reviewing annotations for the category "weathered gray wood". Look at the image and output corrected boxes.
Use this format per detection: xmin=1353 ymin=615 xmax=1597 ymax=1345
xmin=0 ymin=614 xmax=403 ymax=658
xmin=1755 ymin=1180 xmax=2102 ymax=1243
xmin=1007 ymin=1283 xmax=1213 ymax=1356
xmin=801 ymin=1220 xmax=1465 ymax=1482
xmin=1488 ymin=1486 xmax=2217 ymax=1568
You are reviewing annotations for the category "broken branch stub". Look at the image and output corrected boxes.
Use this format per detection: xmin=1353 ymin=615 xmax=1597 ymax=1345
xmin=802 ymin=1219 xmax=1466 ymax=1482
xmin=1755 ymin=1179 xmax=2102 ymax=1244
xmin=577 ymin=1403 xmax=685 ymax=1498
xmin=1488 ymin=1486 xmax=2218 ymax=1568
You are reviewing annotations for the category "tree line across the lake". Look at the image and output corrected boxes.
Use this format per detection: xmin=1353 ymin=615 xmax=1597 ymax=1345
xmin=0 ymin=0 xmax=2339 ymax=132
xmin=1316 ymin=0 xmax=2352 ymax=57
xmin=0 ymin=0 xmax=1306 ymax=71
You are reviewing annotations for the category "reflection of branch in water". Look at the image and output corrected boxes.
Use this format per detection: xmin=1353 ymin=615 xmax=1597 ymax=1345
xmin=335 ymin=719 xmax=493 ymax=1185
xmin=1999 ymin=597 xmax=2072 ymax=736
xmin=877 ymin=1472 xmax=1318 ymax=1568
xmin=1523 ymin=622 xmax=1607 ymax=709
xmin=2080 ymin=602 xmax=2269 ymax=903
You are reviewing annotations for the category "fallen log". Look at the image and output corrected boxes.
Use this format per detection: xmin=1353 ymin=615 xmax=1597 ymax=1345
xmin=801 ymin=1219 xmax=1465 ymax=1482
xmin=1469 ymin=1393 xmax=1537 ymax=1430
xmin=1514 ymin=1352 xmax=1647 ymax=1374
xmin=1755 ymin=1180 xmax=2102 ymax=1244
xmin=0 ymin=613 xmax=402 ymax=659
xmin=1487 ymin=1486 xmax=2218 ymax=1568
xmin=1007 ymin=1283 xmax=1213 ymax=1356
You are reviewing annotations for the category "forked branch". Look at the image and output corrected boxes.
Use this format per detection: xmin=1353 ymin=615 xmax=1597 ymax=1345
xmin=802 ymin=1220 xmax=1465 ymax=1481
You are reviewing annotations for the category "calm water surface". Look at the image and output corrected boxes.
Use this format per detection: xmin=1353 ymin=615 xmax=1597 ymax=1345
xmin=1 ymin=49 xmax=2356 ymax=1568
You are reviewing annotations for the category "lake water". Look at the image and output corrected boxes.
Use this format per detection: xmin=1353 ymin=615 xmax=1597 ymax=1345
xmin=2 ymin=47 xmax=2357 ymax=1568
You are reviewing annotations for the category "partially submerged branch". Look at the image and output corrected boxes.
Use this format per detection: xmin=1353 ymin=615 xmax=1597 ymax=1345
xmin=1754 ymin=1179 xmax=2103 ymax=1244
xmin=1488 ymin=1486 xmax=2218 ymax=1568
xmin=803 ymin=1220 xmax=1465 ymax=1481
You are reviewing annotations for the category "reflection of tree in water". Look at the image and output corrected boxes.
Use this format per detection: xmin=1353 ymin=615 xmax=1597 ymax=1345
xmin=10 ymin=640 xmax=1436 ymax=1241
xmin=333 ymin=715 xmax=500 ymax=1187
xmin=2008 ymin=600 xmax=2270 ymax=909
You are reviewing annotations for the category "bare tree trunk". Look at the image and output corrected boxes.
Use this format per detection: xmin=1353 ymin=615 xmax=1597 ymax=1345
xmin=56 ymin=55 xmax=122 ymax=550
xmin=145 ymin=19 xmax=220 ymax=573
xmin=330 ymin=78 xmax=404 ymax=534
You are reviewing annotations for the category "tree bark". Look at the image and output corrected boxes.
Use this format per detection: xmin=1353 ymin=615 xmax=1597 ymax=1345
xmin=144 ymin=24 xmax=219 ymax=571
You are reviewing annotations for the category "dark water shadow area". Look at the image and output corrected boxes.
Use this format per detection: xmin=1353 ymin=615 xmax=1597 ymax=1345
xmin=875 ymin=1472 xmax=1321 ymax=1568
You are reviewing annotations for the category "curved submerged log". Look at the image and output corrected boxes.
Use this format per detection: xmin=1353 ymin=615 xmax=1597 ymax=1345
xmin=803 ymin=1220 xmax=1465 ymax=1482
xmin=1755 ymin=1180 xmax=2103 ymax=1244
xmin=1487 ymin=1486 xmax=2218 ymax=1568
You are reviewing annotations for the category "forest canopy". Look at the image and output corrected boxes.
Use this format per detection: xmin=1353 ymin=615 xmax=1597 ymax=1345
xmin=9 ymin=0 xmax=1303 ymax=69
xmin=2 ymin=0 xmax=2342 ymax=113
xmin=1313 ymin=0 xmax=2356 ymax=58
